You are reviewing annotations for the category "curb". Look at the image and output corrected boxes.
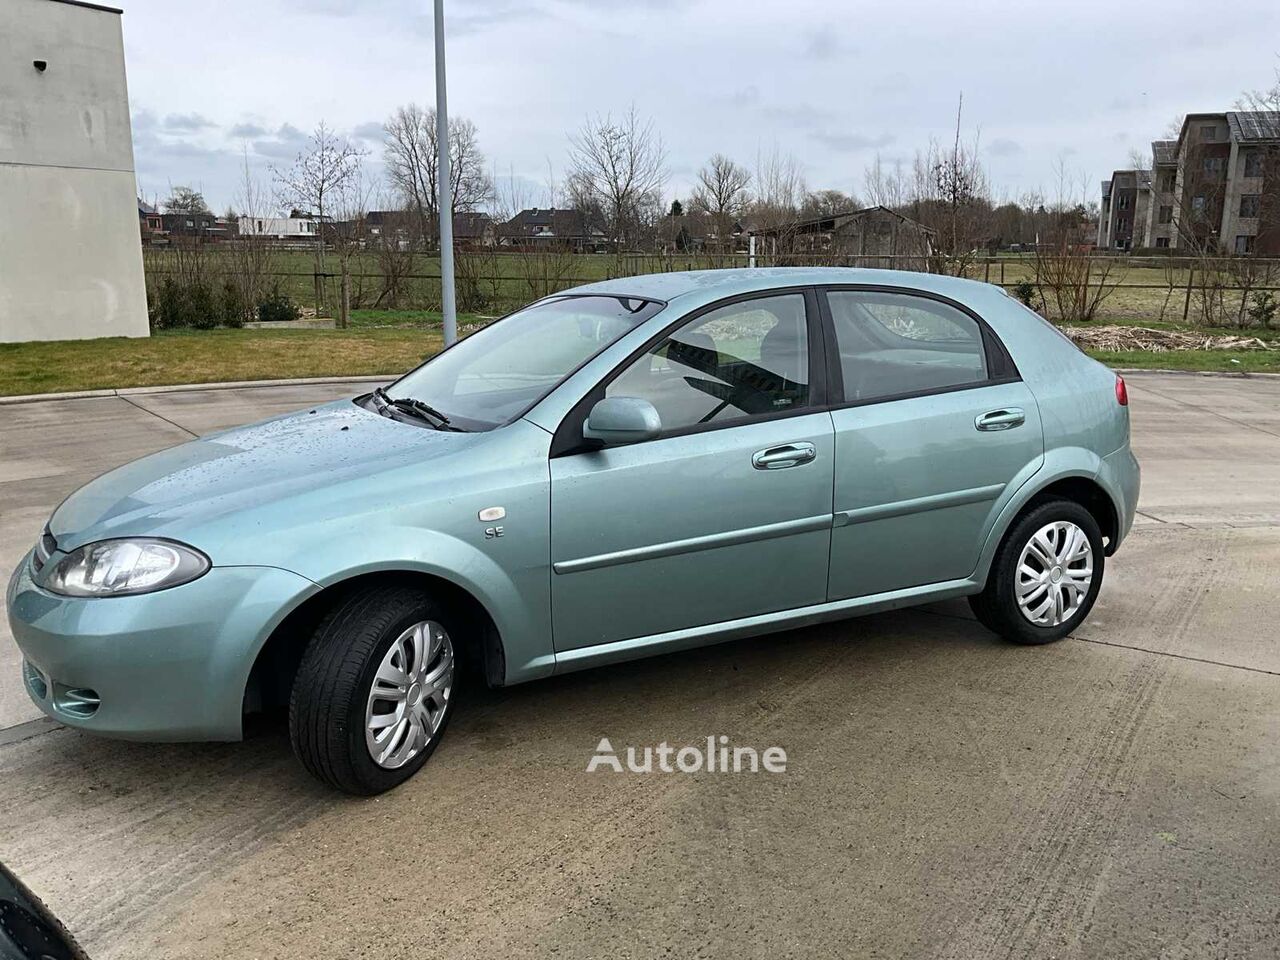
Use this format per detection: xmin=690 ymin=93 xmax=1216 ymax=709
xmin=1112 ymin=368 xmax=1280 ymax=380
xmin=0 ymin=374 xmax=394 ymax=406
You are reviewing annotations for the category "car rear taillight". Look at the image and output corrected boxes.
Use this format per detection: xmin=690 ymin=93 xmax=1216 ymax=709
xmin=1115 ymin=374 xmax=1128 ymax=406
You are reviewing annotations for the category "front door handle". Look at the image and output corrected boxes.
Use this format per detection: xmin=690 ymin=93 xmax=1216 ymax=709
xmin=975 ymin=408 xmax=1025 ymax=432
xmin=752 ymin=442 xmax=817 ymax=470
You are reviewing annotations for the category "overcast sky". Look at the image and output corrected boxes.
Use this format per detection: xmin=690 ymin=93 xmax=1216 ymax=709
xmin=122 ymin=0 xmax=1280 ymax=214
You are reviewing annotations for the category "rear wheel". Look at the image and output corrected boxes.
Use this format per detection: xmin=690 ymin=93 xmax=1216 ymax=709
xmin=289 ymin=585 xmax=458 ymax=795
xmin=969 ymin=499 xmax=1104 ymax=645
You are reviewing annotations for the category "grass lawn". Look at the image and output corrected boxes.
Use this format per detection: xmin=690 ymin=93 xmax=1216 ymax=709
xmin=0 ymin=326 xmax=442 ymax=397
xmin=1083 ymin=348 xmax=1280 ymax=373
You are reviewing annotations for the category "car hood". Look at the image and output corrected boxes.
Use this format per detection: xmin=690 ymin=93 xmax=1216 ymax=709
xmin=50 ymin=399 xmax=482 ymax=550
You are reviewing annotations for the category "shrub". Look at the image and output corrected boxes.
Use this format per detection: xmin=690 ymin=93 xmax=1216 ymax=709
xmin=1013 ymin=280 xmax=1036 ymax=309
xmin=256 ymin=286 xmax=300 ymax=323
xmin=220 ymin=281 xmax=248 ymax=328
xmin=149 ymin=276 xmax=221 ymax=330
xmin=187 ymin=282 xmax=220 ymax=329
xmin=1247 ymin=291 xmax=1278 ymax=329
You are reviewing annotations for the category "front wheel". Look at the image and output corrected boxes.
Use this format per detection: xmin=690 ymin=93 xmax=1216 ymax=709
xmin=289 ymin=585 xmax=459 ymax=795
xmin=969 ymin=499 xmax=1104 ymax=645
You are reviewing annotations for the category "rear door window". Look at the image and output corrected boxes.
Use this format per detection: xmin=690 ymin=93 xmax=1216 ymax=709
xmin=826 ymin=290 xmax=988 ymax=403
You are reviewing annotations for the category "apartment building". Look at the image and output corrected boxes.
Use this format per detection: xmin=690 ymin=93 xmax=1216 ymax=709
xmin=1096 ymin=170 xmax=1149 ymax=250
xmin=1098 ymin=110 xmax=1280 ymax=254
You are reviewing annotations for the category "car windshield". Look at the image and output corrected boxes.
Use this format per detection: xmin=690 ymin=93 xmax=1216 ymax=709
xmin=384 ymin=294 xmax=663 ymax=430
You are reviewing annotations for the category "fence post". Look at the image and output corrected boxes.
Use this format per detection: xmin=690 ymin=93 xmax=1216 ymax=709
xmin=314 ymin=272 xmax=323 ymax=319
xmin=1183 ymin=265 xmax=1194 ymax=322
xmin=339 ymin=262 xmax=350 ymax=330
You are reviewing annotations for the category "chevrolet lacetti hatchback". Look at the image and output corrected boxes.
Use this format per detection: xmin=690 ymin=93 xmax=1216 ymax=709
xmin=8 ymin=269 xmax=1140 ymax=794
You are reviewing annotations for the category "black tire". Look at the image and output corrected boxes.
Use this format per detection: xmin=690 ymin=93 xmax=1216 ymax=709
xmin=289 ymin=584 xmax=459 ymax=795
xmin=968 ymin=499 xmax=1105 ymax=645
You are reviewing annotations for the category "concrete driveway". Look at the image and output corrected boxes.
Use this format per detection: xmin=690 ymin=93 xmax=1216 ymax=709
xmin=2 ymin=373 xmax=1279 ymax=959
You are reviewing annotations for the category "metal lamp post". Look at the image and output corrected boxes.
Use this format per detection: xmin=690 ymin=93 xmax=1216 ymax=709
xmin=434 ymin=0 xmax=457 ymax=346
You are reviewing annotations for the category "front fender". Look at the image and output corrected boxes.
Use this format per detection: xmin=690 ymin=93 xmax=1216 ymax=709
xmin=273 ymin=525 xmax=554 ymax=685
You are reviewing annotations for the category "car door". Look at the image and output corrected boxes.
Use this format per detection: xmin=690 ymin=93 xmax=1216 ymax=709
xmin=821 ymin=287 xmax=1044 ymax=600
xmin=549 ymin=289 xmax=835 ymax=652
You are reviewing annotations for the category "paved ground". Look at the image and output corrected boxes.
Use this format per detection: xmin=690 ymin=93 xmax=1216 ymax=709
xmin=1 ymin=372 xmax=1278 ymax=959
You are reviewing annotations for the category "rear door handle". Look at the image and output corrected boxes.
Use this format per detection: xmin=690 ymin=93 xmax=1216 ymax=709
xmin=752 ymin=441 xmax=817 ymax=470
xmin=975 ymin=408 xmax=1025 ymax=431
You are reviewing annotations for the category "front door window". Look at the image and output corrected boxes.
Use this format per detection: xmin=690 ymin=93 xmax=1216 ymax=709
xmin=606 ymin=293 xmax=810 ymax=434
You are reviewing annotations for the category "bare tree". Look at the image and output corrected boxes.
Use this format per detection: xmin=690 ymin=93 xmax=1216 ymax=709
xmin=747 ymin=146 xmax=807 ymax=259
xmin=1031 ymin=158 xmax=1128 ymax=323
xmin=383 ymin=104 xmax=493 ymax=248
xmin=567 ymin=106 xmax=667 ymax=250
xmin=863 ymin=154 xmax=908 ymax=210
xmin=910 ymin=95 xmax=994 ymax=274
xmin=224 ymin=152 xmax=278 ymax=323
xmin=690 ymin=154 xmax=751 ymax=253
xmin=273 ymin=121 xmax=365 ymax=309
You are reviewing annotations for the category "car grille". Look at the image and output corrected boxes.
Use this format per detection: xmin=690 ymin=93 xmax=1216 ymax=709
xmin=32 ymin=528 xmax=56 ymax=574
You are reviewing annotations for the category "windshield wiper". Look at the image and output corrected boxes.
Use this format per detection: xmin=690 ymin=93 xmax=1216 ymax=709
xmin=373 ymin=387 xmax=463 ymax=431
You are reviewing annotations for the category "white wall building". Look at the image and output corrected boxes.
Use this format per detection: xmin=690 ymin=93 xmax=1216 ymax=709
xmin=0 ymin=0 xmax=148 ymax=343
xmin=238 ymin=216 xmax=320 ymax=240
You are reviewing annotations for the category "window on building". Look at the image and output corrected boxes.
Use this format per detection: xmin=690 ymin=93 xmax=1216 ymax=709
xmin=1192 ymin=195 xmax=1206 ymax=214
xmin=1118 ymin=194 xmax=1130 ymax=209
xmin=1117 ymin=218 xmax=1127 ymax=233
xmin=1156 ymin=237 xmax=1171 ymax=248
xmin=185 ymin=218 xmax=194 ymax=228
xmin=1235 ymin=234 xmax=1256 ymax=254
xmin=1200 ymin=124 xmax=1220 ymax=141
xmin=1202 ymin=156 xmax=1225 ymax=176
xmin=1160 ymin=172 xmax=1177 ymax=192
xmin=1243 ymin=151 xmax=1264 ymax=178
xmin=1159 ymin=205 xmax=1173 ymax=224
xmin=1240 ymin=195 xmax=1261 ymax=218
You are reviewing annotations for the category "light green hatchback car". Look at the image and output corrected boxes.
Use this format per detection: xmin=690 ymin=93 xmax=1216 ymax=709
xmin=8 ymin=269 xmax=1139 ymax=794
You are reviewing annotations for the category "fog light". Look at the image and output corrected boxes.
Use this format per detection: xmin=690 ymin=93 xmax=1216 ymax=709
xmin=22 ymin=660 xmax=48 ymax=701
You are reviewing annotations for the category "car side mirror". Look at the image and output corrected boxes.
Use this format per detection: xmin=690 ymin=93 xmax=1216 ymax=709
xmin=583 ymin=397 xmax=661 ymax=446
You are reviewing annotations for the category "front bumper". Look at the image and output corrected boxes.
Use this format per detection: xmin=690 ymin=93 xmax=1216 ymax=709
xmin=6 ymin=554 xmax=317 ymax=741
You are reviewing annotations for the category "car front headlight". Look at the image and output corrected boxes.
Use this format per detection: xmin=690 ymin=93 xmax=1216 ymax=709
xmin=44 ymin=539 xmax=210 ymax=597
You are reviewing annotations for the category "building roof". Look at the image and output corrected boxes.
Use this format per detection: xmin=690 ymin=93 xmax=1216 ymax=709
xmin=1100 ymin=180 xmax=1111 ymax=198
xmin=44 ymin=0 xmax=123 ymax=14
xmin=1151 ymin=140 xmax=1177 ymax=165
xmin=500 ymin=208 xmax=596 ymax=238
xmin=751 ymin=205 xmax=936 ymax=237
xmin=1227 ymin=111 xmax=1280 ymax=143
xmin=137 ymin=198 xmax=157 ymax=215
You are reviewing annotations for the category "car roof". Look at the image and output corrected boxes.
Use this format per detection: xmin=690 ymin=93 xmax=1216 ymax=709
xmin=562 ymin=267 xmax=1001 ymax=306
